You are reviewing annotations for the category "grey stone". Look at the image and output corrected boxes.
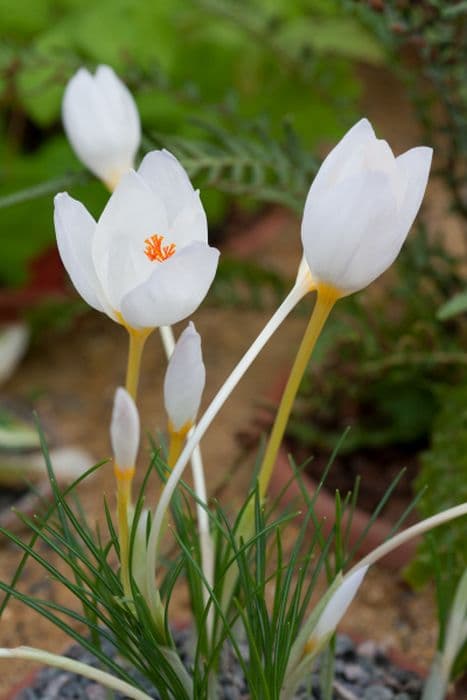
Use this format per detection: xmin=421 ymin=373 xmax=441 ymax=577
xmin=343 ymin=662 xmax=370 ymax=683
xmin=335 ymin=634 xmax=355 ymax=657
xmin=363 ymin=685 xmax=395 ymax=700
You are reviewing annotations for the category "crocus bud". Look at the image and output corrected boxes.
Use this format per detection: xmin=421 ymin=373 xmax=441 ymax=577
xmin=312 ymin=566 xmax=368 ymax=644
xmin=301 ymin=118 xmax=432 ymax=297
xmin=164 ymin=322 xmax=205 ymax=433
xmin=62 ymin=65 xmax=141 ymax=190
xmin=110 ymin=387 xmax=140 ymax=477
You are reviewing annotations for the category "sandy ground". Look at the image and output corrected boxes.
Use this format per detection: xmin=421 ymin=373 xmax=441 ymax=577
xmin=0 ymin=64 xmax=464 ymax=695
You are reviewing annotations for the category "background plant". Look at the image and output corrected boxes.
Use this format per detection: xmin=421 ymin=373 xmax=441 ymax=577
xmin=0 ymin=0 xmax=382 ymax=288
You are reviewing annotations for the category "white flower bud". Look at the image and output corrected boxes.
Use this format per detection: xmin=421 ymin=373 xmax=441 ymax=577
xmin=301 ymin=118 xmax=432 ymax=296
xmin=313 ymin=566 xmax=368 ymax=643
xmin=164 ymin=322 xmax=205 ymax=433
xmin=62 ymin=65 xmax=141 ymax=189
xmin=110 ymin=387 xmax=140 ymax=474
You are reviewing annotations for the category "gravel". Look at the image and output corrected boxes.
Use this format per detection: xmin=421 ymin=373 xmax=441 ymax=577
xmin=14 ymin=631 xmax=423 ymax=699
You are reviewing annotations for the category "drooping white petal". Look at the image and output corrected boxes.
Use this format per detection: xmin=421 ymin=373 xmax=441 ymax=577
xmin=0 ymin=323 xmax=29 ymax=385
xmin=62 ymin=65 xmax=140 ymax=187
xmin=302 ymin=172 xmax=396 ymax=294
xmin=120 ymin=242 xmax=220 ymax=329
xmin=395 ymin=146 xmax=433 ymax=241
xmin=92 ymin=170 xmax=168 ymax=310
xmin=164 ymin=322 xmax=206 ymax=432
xmin=54 ymin=192 xmax=105 ymax=312
xmin=110 ymin=388 xmax=140 ymax=472
xmin=313 ymin=566 xmax=368 ymax=642
xmin=307 ymin=118 xmax=376 ymax=198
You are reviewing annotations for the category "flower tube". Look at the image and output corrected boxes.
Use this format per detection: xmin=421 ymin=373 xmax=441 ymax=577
xmin=63 ymin=65 xmax=141 ymax=191
xmin=54 ymin=149 xmax=220 ymax=397
xmin=110 ymin=387 xmax=140 ymax=598
xmin=257 ymin=117 xmax=433 ymax=498
xmin=145 ymin=271 xmax=313 ymax=617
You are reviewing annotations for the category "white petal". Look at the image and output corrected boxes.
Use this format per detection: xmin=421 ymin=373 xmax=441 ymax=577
xmin=110 ymin=388 xmax=140 ymax=471
xmin=120 ymin=242 xmax=220 ymax=329
xmin=92 ymin=171 xmax=168 ymax=310
xmin=54 ymin=192 xmax=105 ymax=312
xmin=164 ymin=322 xmax=206 ymax=431
xmin=314 ymin=566 xmax=368 ymax=642
xmin=62 ymin=65 xmax=140 ymax=187
xmin=0 ymin=323 xmax=29 ymax=385
xmin=395 ymin=146 xmax=433 ymax=240
xmin=302 ymin=172 xmax=397 ymax=294
xmin=169 ymin=189 xmax=208 ymax=247
xmin=138 ymin=150 xmax=201 ymax=226
xmin=307 ymin=118 xmax=376 ymax=198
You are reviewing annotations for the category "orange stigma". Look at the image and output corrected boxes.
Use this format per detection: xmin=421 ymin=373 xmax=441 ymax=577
xmin=144 ymin=234 xmax=176 ymax=262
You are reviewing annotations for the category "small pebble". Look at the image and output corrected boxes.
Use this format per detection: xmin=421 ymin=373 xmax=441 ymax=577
xmin=363 ymin=685 xmax=395 ymax=700
xmin=358 ymin=640 xmax=379 ymax=658
xmin=335 ymin=634 xmax=355 ymax=658
xmin=343 ymin=662 xmax=370 ymax=683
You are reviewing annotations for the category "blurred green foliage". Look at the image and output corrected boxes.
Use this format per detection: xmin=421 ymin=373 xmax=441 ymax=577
xmin=407 ymin=382 xmax=467 ymax=582
xmin=0 ymin=0 xmax=383 ymax=286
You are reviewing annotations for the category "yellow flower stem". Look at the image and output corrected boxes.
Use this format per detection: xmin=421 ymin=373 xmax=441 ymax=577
xmin=258 ymin=285 xmax=340 ymax=501
xmin=125 ymin=328 xmax=152 ymax=401
xmin=167 ymin=424 xmax=190 ymax=470
xmin=115 ymin=467 xmax=134 ymax=601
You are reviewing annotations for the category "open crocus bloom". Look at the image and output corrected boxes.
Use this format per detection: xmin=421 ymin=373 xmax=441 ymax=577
xmin=63 ymin=65 xmax=141 ymax=190
xmin=54 ymin=149 xmax=220 ymax=331
xmin=301 ymin=118 xmax=433 ymax=296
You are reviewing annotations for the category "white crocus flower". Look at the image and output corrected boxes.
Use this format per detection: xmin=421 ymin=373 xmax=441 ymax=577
xmin=54 ymin=149 xmax=220 ymax=331
xmin=164 ymin=322 xmax=205 ymax=434
xmin=110 ymin=387 xmax=140 ymax=479
xmin=62 ymin=65 xmax=141 ymax=190
xmin=301 ymin=118 xmax=433 ymax=297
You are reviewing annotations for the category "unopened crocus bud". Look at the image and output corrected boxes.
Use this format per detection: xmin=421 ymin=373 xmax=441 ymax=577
xmin=62 ymin=65 xmax=141 ymax=190
xmin=110 ymin=387 xmax=140 ymax=478
xmin=301 ymin=118 xmax=432 ymax=297
xmin=164 ymin=322 xmax=205 ymax=434
xmin=312 ymin=566 xmax=368 ymax=646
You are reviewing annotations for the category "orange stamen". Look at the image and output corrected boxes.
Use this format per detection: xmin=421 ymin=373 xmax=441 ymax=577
xmin=144 ymin=234 xmax=176 ymax=262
